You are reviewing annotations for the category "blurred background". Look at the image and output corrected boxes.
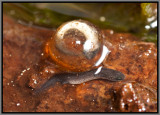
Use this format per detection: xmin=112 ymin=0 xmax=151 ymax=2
xmin=3 ymin=3 xmax=157 ymax=43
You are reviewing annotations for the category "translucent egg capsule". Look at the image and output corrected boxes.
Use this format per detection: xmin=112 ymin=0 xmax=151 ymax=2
xmin=45 ymin=20 xmax=110 ymax=72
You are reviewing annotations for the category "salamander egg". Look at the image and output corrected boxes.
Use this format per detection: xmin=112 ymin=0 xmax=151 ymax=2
xmin=45 ymin=20 xmax=110 ymax=72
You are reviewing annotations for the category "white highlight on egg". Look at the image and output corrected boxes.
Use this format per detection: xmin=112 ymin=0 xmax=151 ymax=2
xmin=94 ymin=66 xmax=103 ymax=75
xmin=95 ymin=45 xmax=110 ymax=66
xmin=76 ymin=40 xmax=81 ymax=44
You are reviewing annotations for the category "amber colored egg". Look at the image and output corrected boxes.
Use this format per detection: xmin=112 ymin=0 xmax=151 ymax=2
xmin=45 ymin=20 xmax=109 ymax=72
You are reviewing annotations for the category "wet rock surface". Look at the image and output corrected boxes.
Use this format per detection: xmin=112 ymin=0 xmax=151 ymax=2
xmin=3 ymin=15 xmax=157 ymax=112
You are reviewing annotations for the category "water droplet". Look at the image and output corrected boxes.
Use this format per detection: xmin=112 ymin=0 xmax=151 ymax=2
xmin=16 ymin=103 xmax=20 ymax=106
xmin=99 ymin=16 xmax=106 ymax=22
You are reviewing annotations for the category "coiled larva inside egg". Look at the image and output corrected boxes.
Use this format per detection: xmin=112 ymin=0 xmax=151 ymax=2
xmin=46 ymin=20 xmax=109 ymax=72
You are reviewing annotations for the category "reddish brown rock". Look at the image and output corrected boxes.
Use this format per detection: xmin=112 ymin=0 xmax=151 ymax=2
xmin=119 ymin=82 xmax=157 ymax=112
xmin=3 ymin=15 xmax=157 ymax=112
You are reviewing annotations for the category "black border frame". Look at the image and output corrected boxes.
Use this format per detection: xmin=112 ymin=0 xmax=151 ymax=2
xmin=1 ymin=1 xmax=159 ymax=114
